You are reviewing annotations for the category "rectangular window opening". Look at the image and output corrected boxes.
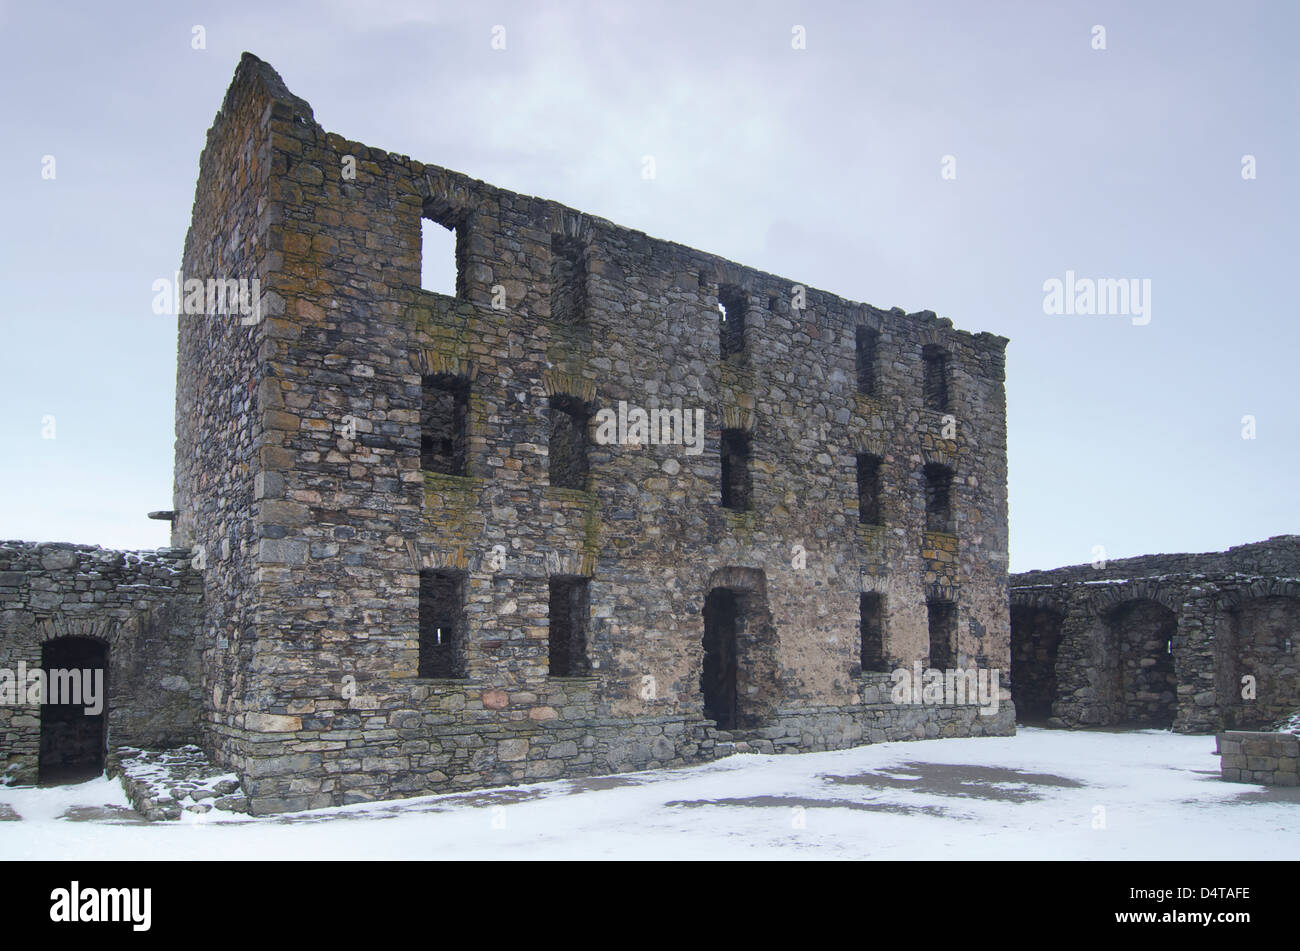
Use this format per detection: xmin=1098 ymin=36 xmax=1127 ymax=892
xmin=549 ymin=395 xmax=590 ymax=490
xmin=857 ymin=454 xmax=882 ymax=526
xmin=421 ymin=374 xmax=470 ymax=475
xmin=861 ymin=593 xmax=886 ymax=673
xmin=550 ymin=235 xmax=588 ymax=323
xmin=419 ymin=570 xmax=466 ymax=678
xmin=420 ymin=214 xmax=460 ymax=297
xmin=718 ymin=285 xmax=747 ymax=363
xmin=922 ymin=345 xmax=949 ymax=412
xmin=927 ymin=600 xmax=956 ymax=670
xmin=720 ymin=428 xmax=753 ymax=511
xmin=856 ymin=327 xmax=879 ymax=395
xmin=924 ymin=463 xmax=954 ymax=534
xmin=549 ymin=576 xmax=591 ymax=677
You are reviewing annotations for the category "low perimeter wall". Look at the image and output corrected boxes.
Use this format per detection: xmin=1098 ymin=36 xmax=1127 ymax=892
xmin=1216 ymin=731 xmax=1299 ymax=786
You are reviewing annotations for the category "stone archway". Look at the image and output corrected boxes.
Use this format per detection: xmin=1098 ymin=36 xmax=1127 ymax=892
xmin=1229 ymin=595 xmax=1300 ymax=729
xmin=1107 ymin=599 xmax=1178 ymax=728
xmin=38 ymin=636 xmax=109 ymax=783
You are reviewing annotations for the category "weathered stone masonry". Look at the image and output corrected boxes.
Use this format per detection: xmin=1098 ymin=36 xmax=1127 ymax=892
xmin=0 ymin=542 xmax=203 ymax=784
xmin=3 ymin=54 xmax=1015 ymax=813
xmin=1215 ymin=731 xmax=1298 ymax=786
xmin=1010 ymin=535 xmax=1300 ymax=734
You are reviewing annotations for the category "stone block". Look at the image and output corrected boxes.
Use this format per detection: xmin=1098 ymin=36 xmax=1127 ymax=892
xmin=498 ymin=739 xmax=528 ymax=762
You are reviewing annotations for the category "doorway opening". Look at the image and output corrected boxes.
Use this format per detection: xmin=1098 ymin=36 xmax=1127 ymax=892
xmin=700 ymin=568 xmax=778 ymax=731
xmin=37 ymin=637 xmax=108 ymax=784
xmin=702 ymin=588 xmax=740 ymax=729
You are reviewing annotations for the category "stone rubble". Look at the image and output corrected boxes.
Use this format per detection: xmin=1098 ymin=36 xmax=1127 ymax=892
xmin=112 ymin=746 xmax=248 ymax=820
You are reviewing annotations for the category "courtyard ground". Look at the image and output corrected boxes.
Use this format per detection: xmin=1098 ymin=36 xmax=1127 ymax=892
xmin=1 ymin=727 xmax=1294 ymax=860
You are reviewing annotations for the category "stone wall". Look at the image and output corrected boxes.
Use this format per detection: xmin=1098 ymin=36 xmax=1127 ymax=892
xmin=0 ymin=542 xmax=203 ymax=784
xmin=1216 ymin=731 xmax=1299 ymax=786
xmin=1010 ymin=536 xmax=1300 ymax=733
xmin=736 ymin=671 xmax=1015 ymax=754
xmin=163 ymin=53 xmax=1015 ymax=814
xmin=170 ymin=53 xmax=289 ymax=796
xmin=1012 ymin=535 xmax=1300 ymax=586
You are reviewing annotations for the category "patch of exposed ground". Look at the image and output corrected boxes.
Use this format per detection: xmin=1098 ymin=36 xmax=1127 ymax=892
xmin=821 ymin=761 xmax=1086 ymax=803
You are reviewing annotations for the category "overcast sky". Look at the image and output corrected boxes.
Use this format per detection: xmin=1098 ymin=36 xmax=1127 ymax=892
xmin=1 ymin=0 xmax=1296 ymax=572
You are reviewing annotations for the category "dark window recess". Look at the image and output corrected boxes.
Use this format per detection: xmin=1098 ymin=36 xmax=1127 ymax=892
xmin=550 ymin=235 xmax=588 ymax=323
xmin=857 ymin=454 xmax=883 ymax=526
xmin=548 ymin=576 xmax=591 ymax=676
xmin=419 ymin=570 xmax=466 ymax=678
xmin=924 ymin=463 xmax=954 ymax=534
xmin=860 ymin=593 xmax=887 ymax=672
xmin=855 ymin=327 xmax=879 ymax=395
xmin=718 ymin=285 xmax=747 ymax=362
xmin=720 ymin=429 xmax=752 ymax=511
xmin=421 ymin=375 xmax=469 ymax=475
xmin=922 ymin=345 xmax=949 ymax=411
xmin=549 ymin=395 xmax=589 ymax=490
xmin=420 ymin=212 xmax=461 ymax=297
xmin=927 ymin=600 xmax=956 ymax=669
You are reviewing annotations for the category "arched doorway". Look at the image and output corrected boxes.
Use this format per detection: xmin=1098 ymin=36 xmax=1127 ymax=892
xmin=1230 ymin=596 xmax=1300 ymax=729
xmin=38 ymin=636 xmax=109 ymax=784
xmin=1108 ymin=600 xmax=1177 ymax=728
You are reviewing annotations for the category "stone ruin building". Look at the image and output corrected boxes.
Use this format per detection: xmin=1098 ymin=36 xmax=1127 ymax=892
xmin=0 ymin=55 xmax=1015 ymax=814
xmin=1009 ymin=535 xmax=1300 ymax=734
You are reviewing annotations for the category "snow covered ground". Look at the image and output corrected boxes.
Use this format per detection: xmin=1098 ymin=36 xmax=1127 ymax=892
xmin=1 ymin=728 xmax=1295 ymax=860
